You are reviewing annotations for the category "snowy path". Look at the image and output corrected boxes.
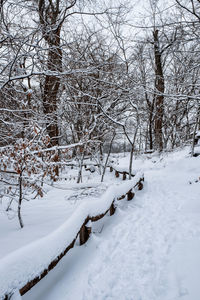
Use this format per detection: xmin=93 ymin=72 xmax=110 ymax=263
xmin=23 ymin=151 xmax=200 ymax=300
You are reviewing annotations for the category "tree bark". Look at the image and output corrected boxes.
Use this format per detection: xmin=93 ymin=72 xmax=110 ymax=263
xmin=38 ymin=0 xmax=62 ymax=146
xmin=153 ymin=30 xmax=164 ymax=152
xmin=101 ymin=133 xmax=115 ymax=182
xmin=18 ymin=172 xmax=24 ymax=228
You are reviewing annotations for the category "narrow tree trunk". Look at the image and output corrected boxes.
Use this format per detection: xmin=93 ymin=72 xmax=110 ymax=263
xmin=153 ymin=30 xmax=164 ymax=152
xmin=101 ymin=133 xmax=115 ymax=182
xmin=18 ymin=172 xmax=24 ymax=228
xmin=128 ymin=120 xmax=139 ymax=179
xmin=77 ymin=149 xmax=85 ymax=184
xmin=149 ymin=111 xmax=153 ymax=150
xmin=129 ymin=145 xmax=134 ymax=180
xmin=191 ymin=113 xmax=199 ymax=156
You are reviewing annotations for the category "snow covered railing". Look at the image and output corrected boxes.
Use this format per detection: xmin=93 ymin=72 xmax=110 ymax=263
xmin=0 ymin=172 xmax=144 ymax=300
xmin=108 ymin=164 xmax=136 ymax=179
xmin=65 ymin=161 xmax=136 ymax=179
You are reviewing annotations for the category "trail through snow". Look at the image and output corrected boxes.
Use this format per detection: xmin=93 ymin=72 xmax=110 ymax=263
xmin=23 ymin=149 xmax=200 ymax=300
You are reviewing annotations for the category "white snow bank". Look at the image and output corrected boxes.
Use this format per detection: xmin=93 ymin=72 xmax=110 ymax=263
xmin=0 ymin=172 xmax=143 ymax=299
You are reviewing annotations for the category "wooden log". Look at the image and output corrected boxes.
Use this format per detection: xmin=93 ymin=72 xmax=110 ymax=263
xmin=19 ymin=238 xmax=76 ymax=296
xmin=110 ymin=202 xmax=116 ymax=216
xmin=90 ymin=210 xmax=108 ymax=222
xmin=115 ymin=170 xmax=119 ymax=178
xmin=127 ymin=189 xmax=135 ymax=201
xmin=122 ymin=172 xmax=126 ymax=180
xmin=118 ymin=194 xmax=125 ymax=200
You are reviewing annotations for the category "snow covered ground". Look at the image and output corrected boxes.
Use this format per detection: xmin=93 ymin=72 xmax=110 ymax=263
xmin=1 ymin=147 xmax=200 ymax=300
xmin=22 ymin=148 xmax=200 ymax=300
xmin=0 ymin=167 xmax=119 ymax=259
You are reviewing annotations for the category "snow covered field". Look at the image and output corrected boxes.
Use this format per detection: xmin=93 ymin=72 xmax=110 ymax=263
xmin=0 ymin=167 xmax=119 ymax=259
xmin=1 ymin=148 xmax=200 ymax=300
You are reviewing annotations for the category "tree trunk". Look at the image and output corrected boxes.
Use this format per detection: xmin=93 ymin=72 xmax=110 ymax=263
xmin=128 ymin=124 xmax=138 ymax=179
xmin=101 ymin=133 xmax=115 ymax=182
xmin=153 ymin=30 xmax=164 ymax=152
xmin=77 ymin=148 xmax=85 ymax=184
xmin=42 ymin=31 xmax=62 ymax=146
xmin=38 ymin=1 xmax=62 ymax=147
xmin=191 ymin=109 xmax=200 ymax=156
xmin=38 ymin=1 xmax=63 ymax=178
xmin=18 ymin=172 xmax=24 ymax=228
xmin=129 ymin=145 xmax=134 ymax=180
xmin=149 ymin=111 xmax=153 ymax=150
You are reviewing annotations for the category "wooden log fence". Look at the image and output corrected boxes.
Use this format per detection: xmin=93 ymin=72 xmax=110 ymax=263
xmin=109 ymin=165 xmax=136 ymax=178
xmin=64 ymin=162 xmax=136 ymax=179
xmin=1 ymin=173 xmax=144 ymax=300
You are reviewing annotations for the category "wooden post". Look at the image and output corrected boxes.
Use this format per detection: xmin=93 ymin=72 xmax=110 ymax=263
xmin=127 ymin=189 xmax=135 ymax=201
xmin=86 ymin=221 xmax=92 ymax=238
xmin=138 ymin=181 xmax=144 ymax=191
xmin=115 ymin=170 xmax=119 ymax=178
xmin=122 ymin=172 xmax=126 ymax=180
xmin=110 ymin=202 xmax=116 ymax=216
xmin=79 ymin=220 xmax=92 ymax=245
